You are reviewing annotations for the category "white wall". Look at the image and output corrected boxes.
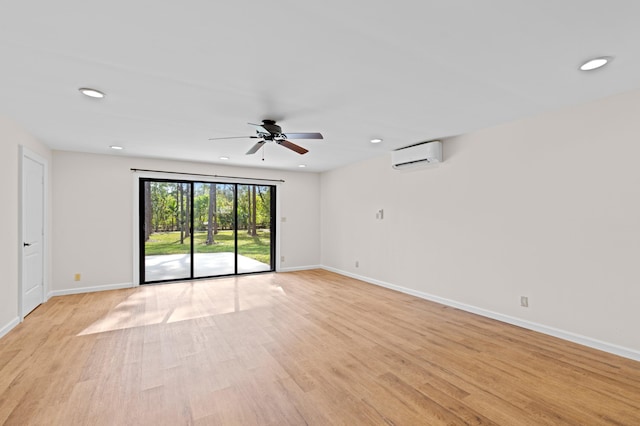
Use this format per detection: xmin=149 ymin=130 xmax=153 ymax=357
xmin=52 ymin=152 xmax=320 ymax=292
xmin=0 ymin=117 xmax=52 ymax=336
xmin=321 ymin=88 xmax=640 ymax=357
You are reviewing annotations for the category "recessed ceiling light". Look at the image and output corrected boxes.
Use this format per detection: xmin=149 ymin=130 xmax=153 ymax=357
xmin=298 ymin=164 xmax=306 ymax=168
xmin=219 ymin=156 xmax=229 ymax=160
xmin=110 ymin=145 xmax=124 ymax=150
xmin=79 ymin=88 xmax=105 ymax=98
xmin=579 ymin=56 xmax=612 ymax=71
xmin=370 ymin=138 xmax=383 ymax=144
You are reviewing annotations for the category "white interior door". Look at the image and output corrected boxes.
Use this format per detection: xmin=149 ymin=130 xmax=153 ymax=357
xmin=21 ymin=148 xmax=46 ymax=317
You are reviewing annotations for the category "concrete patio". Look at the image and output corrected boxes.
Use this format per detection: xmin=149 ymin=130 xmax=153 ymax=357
xmin=144 ymin=252 xmax=271 ymax=282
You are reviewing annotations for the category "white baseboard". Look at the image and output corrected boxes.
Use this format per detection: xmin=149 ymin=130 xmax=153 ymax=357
xmin=0 ymin=317 xmax=20 ymax=339
xmin=49 ymin=282 xmax=134 ymax=297
xmin=321 ymin=266 xmax=640 ymax=362
xmin=278 ymin=265 xmax=322 ymax=273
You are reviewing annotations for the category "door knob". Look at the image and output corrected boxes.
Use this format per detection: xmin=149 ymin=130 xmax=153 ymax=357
xmin=23 ymin=242 xmax=32 ymax=247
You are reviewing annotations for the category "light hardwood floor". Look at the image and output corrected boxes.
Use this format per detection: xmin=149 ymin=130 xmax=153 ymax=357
xmin=1 ymin=269 xmax=639 ymax=425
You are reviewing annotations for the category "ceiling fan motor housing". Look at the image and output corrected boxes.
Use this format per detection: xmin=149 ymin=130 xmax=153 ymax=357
xmin=261 ymin=119 xmax=282 ymax=135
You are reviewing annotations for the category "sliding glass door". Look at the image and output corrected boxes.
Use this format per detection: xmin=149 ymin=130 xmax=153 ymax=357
xmin=140 ymin=179 xmax=275 ymax=284
xmin=193 ymin=182 xmax=236 ymax=277
xmin=142 ymin=181 xmax=192 ymax=282
xmin=237 ymin=184 xmax=274 ymax=274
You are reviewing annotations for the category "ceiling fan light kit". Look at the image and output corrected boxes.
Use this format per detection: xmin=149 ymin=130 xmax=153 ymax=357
xmin=210 ymin=119 xmax=323 ymax=156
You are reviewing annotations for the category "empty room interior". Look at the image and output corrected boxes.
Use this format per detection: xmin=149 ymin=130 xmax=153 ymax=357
xmin=1 ymin=2 xmax=640 ymax=425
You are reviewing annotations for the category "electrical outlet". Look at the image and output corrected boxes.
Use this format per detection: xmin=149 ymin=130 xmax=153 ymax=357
xmin=74 ymin=273 xmax=81 ymax=282
xmin=281 ymin=256 xmax=285 ymax=262
xmin=520 ymin=296 xmax=529 ymax=307
xmin=355 ymin=261 xmax=359 ymax=268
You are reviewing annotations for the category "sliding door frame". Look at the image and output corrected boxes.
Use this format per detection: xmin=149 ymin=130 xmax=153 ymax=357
xmin=134 ymin=173 xmax=278 ymax=285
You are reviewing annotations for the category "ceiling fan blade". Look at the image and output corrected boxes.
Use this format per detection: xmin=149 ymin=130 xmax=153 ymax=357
xmin=277 ymin=139 xmax=308 ymax=155
xmin=208 ymin=135 xmax=260 ymax=141
xmin=246 ymin=140 xmax=266 ymax=155
xmin=247 ymin=122 xmax=270 ymax=134
xmin=283 ymin=132 xmax=324 ymax=140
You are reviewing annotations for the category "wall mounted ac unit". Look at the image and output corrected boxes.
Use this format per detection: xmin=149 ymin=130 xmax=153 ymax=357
xmin=392 ymin=140 xmax=442 ymax=170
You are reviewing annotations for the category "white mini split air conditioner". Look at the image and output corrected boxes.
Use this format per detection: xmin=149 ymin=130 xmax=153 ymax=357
xmin=391 ymin=140 xmax=442 ymax=170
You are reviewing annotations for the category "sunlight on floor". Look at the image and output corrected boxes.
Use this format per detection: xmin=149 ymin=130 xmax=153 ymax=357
xmin=77 ymin=276 xmax=287 ymax=336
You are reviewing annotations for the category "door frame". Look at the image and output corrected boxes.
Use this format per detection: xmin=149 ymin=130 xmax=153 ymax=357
xmin=18 ymin=146 xmax=49 ymax=321
xmin=132 ymin=171 xmax=282 ymax=286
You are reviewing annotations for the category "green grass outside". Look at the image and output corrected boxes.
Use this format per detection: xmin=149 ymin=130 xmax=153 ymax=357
xmin=145 ymin=230 xmax=271 ymax=264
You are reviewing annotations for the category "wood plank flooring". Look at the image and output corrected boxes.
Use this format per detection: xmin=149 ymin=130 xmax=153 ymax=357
xmin=1 ymin=269 xmax=639 ymax=425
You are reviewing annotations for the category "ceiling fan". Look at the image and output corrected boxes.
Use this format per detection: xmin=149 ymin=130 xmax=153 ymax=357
xmin=209 ymin=120 xmax=323 ymax=155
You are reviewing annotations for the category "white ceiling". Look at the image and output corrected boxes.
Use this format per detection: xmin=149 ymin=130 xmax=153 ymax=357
xmin=1 ymin=1 xmax=639 ymax=172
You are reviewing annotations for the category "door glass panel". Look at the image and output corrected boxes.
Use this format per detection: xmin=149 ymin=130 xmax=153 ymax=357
xmin=193 ymin=183 xmax=236 ymax=277
xmin=144 ymin=181 xmax=192 ymax=282
xmin=237 ymin=185 xmax=272 ymax=274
